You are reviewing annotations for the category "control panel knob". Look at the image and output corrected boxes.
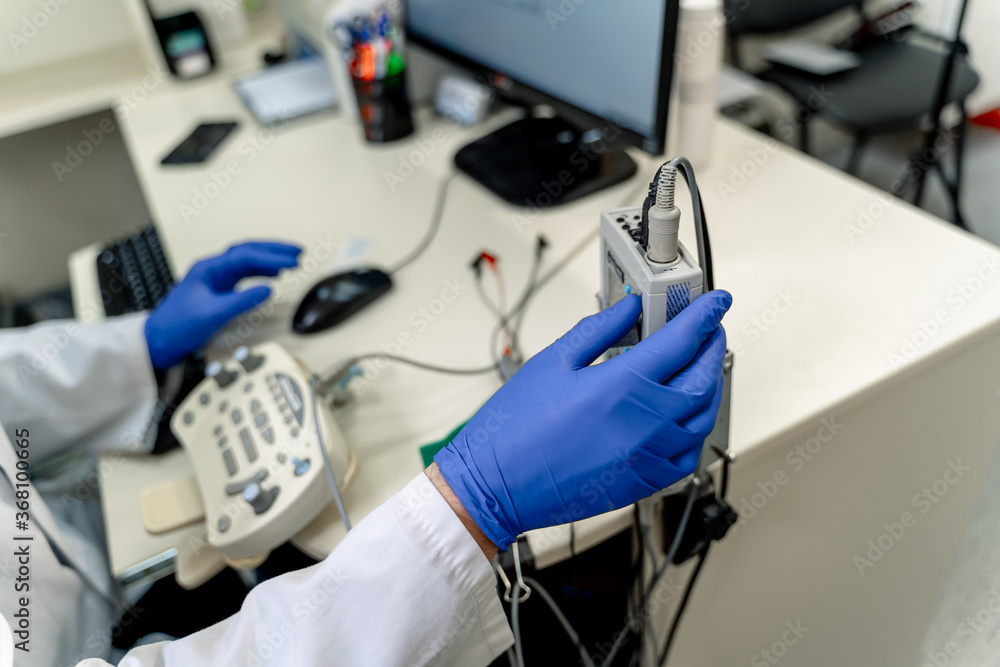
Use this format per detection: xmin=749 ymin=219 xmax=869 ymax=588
xmin=234 ymin=346 xmax=266 ymax=373
xmin=243 ymin=482 xmax=279 ymax=515
xmin=206 ymin=361 xmax=240 ymax=389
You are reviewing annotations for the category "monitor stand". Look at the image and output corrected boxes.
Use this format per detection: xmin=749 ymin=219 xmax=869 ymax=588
xmin=454 ymin=116 xmax=638 ymax=208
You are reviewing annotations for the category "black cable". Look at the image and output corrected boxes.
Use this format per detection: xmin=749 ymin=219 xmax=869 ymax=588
xmin=387 ymin=172 xmax=458 ymax=275
xmin=657 ymin=543 xmax=710 ymax=666
xmin=665 ymin=157 xmax=714 ymax=293
xmin=657 ymin=452 xmax=733 ymax=665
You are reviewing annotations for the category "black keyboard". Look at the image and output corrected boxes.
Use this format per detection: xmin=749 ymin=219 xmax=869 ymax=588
xmin=96 ymin=226 xmax=175 ymax=316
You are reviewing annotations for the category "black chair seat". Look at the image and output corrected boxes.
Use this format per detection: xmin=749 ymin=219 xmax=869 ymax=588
xmin=760 ymin=40 xmax=979 ymax=133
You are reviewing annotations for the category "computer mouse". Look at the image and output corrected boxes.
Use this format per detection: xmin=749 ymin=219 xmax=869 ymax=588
xmin=292 ymin=268 xmax=393 ymax=334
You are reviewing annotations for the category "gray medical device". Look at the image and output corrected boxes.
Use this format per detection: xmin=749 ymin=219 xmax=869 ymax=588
xmin=599 ymin=158 xmax=732 ymax=474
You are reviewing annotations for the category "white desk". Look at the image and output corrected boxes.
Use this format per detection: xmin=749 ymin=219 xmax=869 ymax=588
xmin=85 ymin=69 xmax=1000 ymax=667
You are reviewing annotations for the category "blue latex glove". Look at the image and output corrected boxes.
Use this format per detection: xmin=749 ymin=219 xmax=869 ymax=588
xmin=435 ymin=290 xmax=732 ymax=549
xmin=145 ymin=241 xmax=302 ymax=369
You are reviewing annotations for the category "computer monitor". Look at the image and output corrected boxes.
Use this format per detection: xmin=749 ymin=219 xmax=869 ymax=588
xmin=406 ymin=0 xmax=680 ymax=207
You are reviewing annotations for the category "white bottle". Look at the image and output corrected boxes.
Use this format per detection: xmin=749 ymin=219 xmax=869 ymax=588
xmin=675 ymin=0 xmax=725 ymax=168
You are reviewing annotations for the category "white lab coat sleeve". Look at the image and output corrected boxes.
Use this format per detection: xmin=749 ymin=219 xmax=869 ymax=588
xmin=0 ymin=314 xmax=158 ymax=459
xmin=82 ymin=473 xmax=514 ymax=667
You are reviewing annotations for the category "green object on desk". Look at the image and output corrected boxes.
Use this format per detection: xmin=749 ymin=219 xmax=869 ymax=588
xmin=419 ymin=419 xmax=469 ymax=467
xmin=386 ymin=53 xmax=405 ymax=78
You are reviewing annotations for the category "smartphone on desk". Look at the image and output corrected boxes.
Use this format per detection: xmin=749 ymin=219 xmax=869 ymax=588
xmin=161 ymin=122 xmax=239 ymax=165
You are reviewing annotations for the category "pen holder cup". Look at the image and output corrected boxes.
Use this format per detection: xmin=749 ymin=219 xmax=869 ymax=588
xmin=351 ymin=69 xmax=414 ymax=143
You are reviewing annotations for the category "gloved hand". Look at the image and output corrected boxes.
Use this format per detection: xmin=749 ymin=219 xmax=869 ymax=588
xmin=145 ymin=241 xmax=302 ymax=369
xmin=435 ymin=290 xmax=732 ymax=549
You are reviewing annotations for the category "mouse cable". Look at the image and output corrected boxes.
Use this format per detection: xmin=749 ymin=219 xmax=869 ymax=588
xmin=657 ymin=450 xmax=732 ymax=666
xmin=386 ymin=171 xmax=459 ymax=276
xmin=320 ymin=352 xmax=498 ymax=389
xmin=500 ymin=166 xmax=649 ymax=369
xmin=309 ymin=374 xmax=353 ymax=531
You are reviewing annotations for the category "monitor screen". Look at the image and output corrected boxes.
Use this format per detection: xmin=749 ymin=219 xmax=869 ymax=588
xmin=406 ymin=0 xmax=675 ymax=154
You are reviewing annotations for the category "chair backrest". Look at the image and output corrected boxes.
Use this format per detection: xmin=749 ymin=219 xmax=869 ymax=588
xmin=725 ymin=0 xmax=863 ymax=35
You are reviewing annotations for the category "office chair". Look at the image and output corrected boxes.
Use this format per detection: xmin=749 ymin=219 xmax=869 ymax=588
xmin=725 ymin=0 xmax=979 ymax=228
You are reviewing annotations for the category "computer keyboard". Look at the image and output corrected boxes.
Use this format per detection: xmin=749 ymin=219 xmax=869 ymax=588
xmin=96 ymin=226 xmax=174 ymax=316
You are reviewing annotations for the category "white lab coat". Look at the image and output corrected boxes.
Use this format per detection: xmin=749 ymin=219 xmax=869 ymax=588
xmin=0 ymin=315 xmax=513 ymax=667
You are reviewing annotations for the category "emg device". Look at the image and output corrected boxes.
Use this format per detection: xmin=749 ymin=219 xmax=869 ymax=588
xmin=600 ymin=157 xmax=732 ymax=476
xmin=600 ymin=158 xmax=707 ymax=355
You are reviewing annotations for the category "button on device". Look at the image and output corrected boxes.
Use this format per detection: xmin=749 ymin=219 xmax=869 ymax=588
xmin=231 ymin=409 xmax=243 ymax=425
xmin=182 ymin=411 xmax=194 ymax=425
xmin=199 ymin=393 xmax=211 ymax=406
xmin=222 ymin=449 xmax=238 ymax=476
xmin=239 ymin=428 xmax=258 ymax=462
xmin=254 ymin=412 xmax=268 ymax=427
xmin=218 ymin=436 xmax=228 ymax=448
xmin=260 ymin=428 xmax=274 ymax=444
xmin=250 ymin=399 xmax=262 ymax=413
xmin=243 ymin=483 xmax=280 ymax=515
xmin=244 ymin=382 xmax=253 ymax=393
xmin=284 ymin=415 xmax=292 ymax=424
xmin=234 ymin=346 xmax=266 ymax=373
xmin=206 ymin=361 xmax=240 ymax=389
xmin=277 ymin=453 xmax=287 ymax=464
xmin=217 ymin=516 xmax=231 ymax=532
xmin=290 ymin=427 xmax=299 ymax=438
xmin=224 ymin=469 xmax=268 ymax=496
xmin=291 ymin=457 xmax=311 ymax=476
xmin=213 ymin=425 xmax=224 ymax=436
xmin=616 ymin=216 xmax=625 ymax=222
xmin=219 ymin=400 xmax=229 ymax=414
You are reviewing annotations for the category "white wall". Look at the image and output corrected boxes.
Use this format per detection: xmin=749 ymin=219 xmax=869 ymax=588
xmin=0 ymin=0 xmax=135 ymax=75
xmin=915 ymin=0 xmax=1000 ymax=114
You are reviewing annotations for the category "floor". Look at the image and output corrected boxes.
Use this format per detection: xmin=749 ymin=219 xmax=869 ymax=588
xmin=754 ymin=100 xmax=1000 ymax=666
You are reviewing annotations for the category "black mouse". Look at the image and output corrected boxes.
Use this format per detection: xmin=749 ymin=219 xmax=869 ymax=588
xmin=292 ymin=268 xmax=393 ymax=334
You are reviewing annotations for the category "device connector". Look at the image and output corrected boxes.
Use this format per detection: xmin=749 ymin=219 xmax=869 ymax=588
xmin=646 ymin=165 xmax=681 ymax=264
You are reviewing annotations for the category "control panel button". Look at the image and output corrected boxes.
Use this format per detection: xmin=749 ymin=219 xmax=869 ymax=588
xmin=199 ymin=393 xmax=211 ymax=406
xmin=234 ymin=346 xmax=266 ymax=373
xmin=182 ymin=411 xmax=194 ymax=425
xmin=218 ymin=436 xmax=228 ymax=448
xmin=277 ymin=453 xmax=287 ymax=463
xmin=244 ymin=382 xmax=253 ymax=393
xmin=206 ymin=361 xmax=240 ymax=389
xmin=275 ymin=373 xmax=305 ymax=426
xmin=219 ymin=400 xmax=229 ymax=414
xmin=231 ymin=409 xmax=243 ymax=425
xmin=291 ymin=456 xmax=311 ymax=476
xmin=224 ymin=469 xmax=268 ymax=496
xmin=290 ymin=427 xmax=299 ymax=438
xmin=243 ymin=483 xmax=280 ymax=515
xmin=222 ymin=449 xmax=238 ymax=476
xmin=239 ymin=428 xmax=258 ymax=462
xmin=213 ymin=425 xmax=224 ymax=436
xmin=250 ymin=399 xmax=262 ymax=413
xmin=217 ymin=515 xmax=231 ymax=532
xmin=260 ymin=427 xmax=274 ymax=444
xmin=254 ymin=412 xmax=268 ymax=427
